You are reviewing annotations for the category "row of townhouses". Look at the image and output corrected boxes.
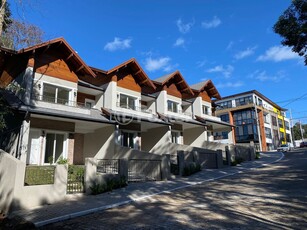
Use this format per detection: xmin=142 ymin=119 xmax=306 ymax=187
xmin=0 ymin=38 xmax=234 ymax=166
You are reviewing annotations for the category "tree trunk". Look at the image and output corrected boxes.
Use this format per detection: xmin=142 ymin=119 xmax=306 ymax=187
xmin=0 ymin=0 xmax=7 ymax=36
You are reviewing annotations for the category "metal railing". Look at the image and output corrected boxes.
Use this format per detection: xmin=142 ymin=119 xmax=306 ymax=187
xmin=116 ymin=102 xmax=152 ymax=114
xmin=31 ymin=94 xmax=89 ymax=109
xmin=97 ymin=159 xmax=119 ymax=174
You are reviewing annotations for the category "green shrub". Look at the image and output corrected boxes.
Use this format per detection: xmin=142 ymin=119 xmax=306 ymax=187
xmin=57 ymin=156 xmax=68 ymax=164
xmin=183 ymin=162 xmax=201 ymax=176
xmin=255 ymin=152 xmax=260 ymax=159
xmin=90 ymin=176 xmax=127 ymax=195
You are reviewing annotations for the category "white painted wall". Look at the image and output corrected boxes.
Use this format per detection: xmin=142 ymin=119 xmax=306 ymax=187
xmin=103 ymin=81 xmax=117 ymax=110
xmin=192 ymin=97 xmax=202 ymax=117
xmin=156 ymin=90 xmax=167 ymax=114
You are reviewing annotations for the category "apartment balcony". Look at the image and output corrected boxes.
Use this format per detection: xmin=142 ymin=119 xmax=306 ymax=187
xmin=31 ymin=94 xmax=92 ymax=115
xmin=166 ymin=109 xmax=193 ymax=119
xmin=115 ymin=102 xmax=155 ymax=119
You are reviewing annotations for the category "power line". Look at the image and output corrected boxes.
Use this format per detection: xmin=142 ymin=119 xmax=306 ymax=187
xmin=282 ymin=93 xmax=307 ymax=107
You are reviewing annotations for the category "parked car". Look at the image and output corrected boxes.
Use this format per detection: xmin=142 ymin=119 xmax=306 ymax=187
xmin=300 ymin=142 xmax=307 ymax=148
xmin=277 ymin=144 xmax=292 ymax=152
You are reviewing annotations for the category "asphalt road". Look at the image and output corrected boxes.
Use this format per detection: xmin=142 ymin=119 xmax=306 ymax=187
xmin=42 ymin=150 xmax=307 ymax=230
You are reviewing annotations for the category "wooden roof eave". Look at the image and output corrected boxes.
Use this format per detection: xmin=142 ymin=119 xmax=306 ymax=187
xmin=107 ymin=58 xmax=156 ymax=90
xmin=18 ymin=37 xmax=97 ymax=78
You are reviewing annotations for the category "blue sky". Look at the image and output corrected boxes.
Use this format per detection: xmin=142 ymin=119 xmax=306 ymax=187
xmin=10 ymin=0 xmax=307 ymax=124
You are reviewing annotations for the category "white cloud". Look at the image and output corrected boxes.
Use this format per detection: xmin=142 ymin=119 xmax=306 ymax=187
xmin=104 ymin=37 xmax=132 ymax=51
xmin=226 ymin=41 xmax=234 ymax=50
xmin=248 ymin=70 xmax=285 ymax=82
xmin=234 ymin=46 xmax=257 ymax=59
xmin=144 ymin=57 xmax=172 ymax=72
xmin=176 ymin=18 xmax=194 ymax=34
xmin=215 ymin=81 xmax=243 ymax=88
xmin=257 ymin=46 xmax=300 ymax=62
xmin=201 ymin=16 xmax=221 ymax=29
xmin=206 ymin=65 xmax=234 ymax=78
xmin=174 ymin=38 xmax=185 ymax=47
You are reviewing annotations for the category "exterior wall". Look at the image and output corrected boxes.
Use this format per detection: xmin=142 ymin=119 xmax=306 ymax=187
xmin=258 ymin=110 xmax=267 ymax=151
xmin=141 ymin=126 xmax=170 ymax=154
xmin=156 ymin=90 xmax=167 ymax=114
xmin=0 ymin=151 xmax=68 ymax=213
xmin=83 ymin=125 xmax=115 ymax=159
xmin=192 ymin=97 xmax=202 ymax=117
xmin=117 ymin=74 xmax=141 ymax=92
xmin=103 ymin=81 xmax=117 ymax=110
xmin=95 ymin=93 xmax=104 ymax=109
xmin=183 ymin=127 xmax=207 ymax=147
xmin=67 ymin=135 xmax=74 ymax=164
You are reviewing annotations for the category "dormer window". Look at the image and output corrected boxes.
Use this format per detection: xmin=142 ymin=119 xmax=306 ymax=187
xmin=167 ymin=100 xmax=179 ymax=113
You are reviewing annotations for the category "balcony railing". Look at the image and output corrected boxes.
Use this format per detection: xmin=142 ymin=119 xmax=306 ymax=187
xmin=116 ymin=102 xmax=152 ymax=114
xmin=31 ymin=94 xmax=89 ymax=109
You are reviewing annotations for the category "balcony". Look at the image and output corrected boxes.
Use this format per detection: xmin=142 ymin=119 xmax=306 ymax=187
xmin=116 ymin=102 xmax=152 ymax=114
xmin=31 ymin=94 xmax=91 ymax=114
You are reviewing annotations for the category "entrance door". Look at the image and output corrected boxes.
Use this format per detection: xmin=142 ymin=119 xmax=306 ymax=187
xmin=44 ymin=133 xmax=65 ymax=164
xmin=27 ymin=130 xmax=41 ymax=165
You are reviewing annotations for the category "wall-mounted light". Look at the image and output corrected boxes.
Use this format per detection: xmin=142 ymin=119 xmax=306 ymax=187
xmin=38 ymin=83 xmax=41 ymax=89
xmin=42 ymin=130 xmax=45 ymax=137
xmin=74 ymin=91 xmax=77 ymax=97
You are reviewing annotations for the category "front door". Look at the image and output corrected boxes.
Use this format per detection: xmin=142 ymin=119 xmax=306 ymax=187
xmin=27 ymin=130 xmax=41 ymax=165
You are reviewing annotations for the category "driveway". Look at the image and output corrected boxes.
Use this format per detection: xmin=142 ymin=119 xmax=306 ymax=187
xmin=41 ymin=150 xmax=307 ymax=230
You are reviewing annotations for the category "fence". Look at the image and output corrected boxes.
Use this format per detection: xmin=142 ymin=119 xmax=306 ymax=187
xmin=97 ymin=159 xmax=119 ymax=174
xmin=128 ymin=159 xmax=161 ymax=182
xmin=67 ymin=165 xmax=85 ymax=194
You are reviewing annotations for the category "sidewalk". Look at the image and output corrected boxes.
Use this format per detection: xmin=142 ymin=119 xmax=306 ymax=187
xmin=10 ymin=152 xmax=283 ymax=227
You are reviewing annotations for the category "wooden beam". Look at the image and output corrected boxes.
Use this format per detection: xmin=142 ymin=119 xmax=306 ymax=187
xmin=139 ymin=78 xmax=148 ymax=85
xmin=65 ymin=53 xmax=74 ymax=61
xmin=133 ymin=70 xmax=142 ymax=76
xmin=76 ymin=65 xmax=84 ymax=73
xmin=177 ymin=79 xmax=184 ymax=84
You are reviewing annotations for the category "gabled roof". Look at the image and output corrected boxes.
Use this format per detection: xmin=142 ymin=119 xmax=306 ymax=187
xmin=153 ymin=71 xmax=194 ymax=96
xmin=190 ymin=80 xmax=221 ymax=99
xmin=105 ymin=58 xmax=156 ymax=90
xmin=18 ymin=37 xmax=96 ymax=78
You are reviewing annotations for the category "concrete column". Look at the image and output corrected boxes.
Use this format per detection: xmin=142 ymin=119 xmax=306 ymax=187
xmin=19 ymin=119 xmax=30 ymax=163
xmin=216 ymin=149 xmax=223 ymax=169
xmin=177 ymin=150 xmax=185 ymax=176
xmin=119 ymin=158 xmax=128 ymax=183
xmin=85 ymin=158 xmax=97 ymax=194
xmin=249 ymin=141 xmax=256 ymax=160
xmin=54 ymin=164 xmax=68 ymax=195
xmin=225 ymin=146 xmax=231 ymax=166
xmin=161 ymin=154 xmax=170 ymax=180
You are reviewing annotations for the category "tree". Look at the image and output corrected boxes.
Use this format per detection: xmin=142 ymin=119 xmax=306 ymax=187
xmin=0 ymin=0 xmax=12 ymax=35
xmin=273 ymin=0 xmax=307 ymax=65
xmin=292 ymin=122 xmax=307 ymax=140
xmin=2 ymin=19 xmax=44 ymax=49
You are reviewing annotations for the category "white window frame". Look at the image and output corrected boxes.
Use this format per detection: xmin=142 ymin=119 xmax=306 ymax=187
xmin=202 ymin=105 xmax=211 ymax=116
xmin=119 ymin=130 xmax=140 ymax=149
xmin=41 ymin=130 xmax=68 ymax=165
xmin=41 ymin=81 xmax=74 ymax=105
xmin=167 ymin=100 xmax=179 ymax=113
xmin=85 ymin=98 xmax=95 ymax=109
xmin=171 ymin=131 xmax=182 ymax=144
xmin=118 ymin=93 xmax=138 ymax=110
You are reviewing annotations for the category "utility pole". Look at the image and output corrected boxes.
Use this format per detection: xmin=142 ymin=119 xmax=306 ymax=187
xmin=300 ymin=120 xmax=304 ymax=142
xmin=254 ymin=104 xmax=262 ymax=151
xmin=289 ymin=109 xmax=295 ymax=146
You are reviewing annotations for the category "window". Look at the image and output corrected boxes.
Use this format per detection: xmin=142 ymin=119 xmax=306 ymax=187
xmin=264 ymin=114 xmax=270 ymax=124
xmin=216 ymin=100 xmax=232 ymax=110
xmin=85 ymin=99 xmax=95 ymax=109
xmin=265 ymin=127 xmax=272 ymax=139
xmin=285 ymin=121 xmax=290 ymax=130
xmin=43 ymin=83 xmax=70 ymax=105
xmin=167 ymin=100 xmax=179 ymax=113
xmin=44 ymin=133 xmax=66 ymax=164
xmin=119 ymin=94 xmax=137 ymax=110
xmin=120 ymin=131 xmax=139 ymax=149
xmin=278 ymin=118 xmax=283 ymax=128
xmin=235 ymin=96 xmax=253 ymax=106
xmin=272 ymin=116 xmax=277 ymax=126
xmin=202 ymin=105 xmax=210 ymax=115
xmin=220 ymin=114 xmax=230 ymax=123
xmin=171 ymin=131 xmax=182 ymax=144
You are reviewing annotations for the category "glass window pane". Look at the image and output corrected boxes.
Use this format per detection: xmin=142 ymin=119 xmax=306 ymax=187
xmin=44 ymin=133 xmax=55 ymax=163
xmin=57 ymin=88 xmax=70 ymax=105
xmin=43 ymin=84 xmax=56 ymax=103
xmin=55 ymin=134 xmax=64 ymax=162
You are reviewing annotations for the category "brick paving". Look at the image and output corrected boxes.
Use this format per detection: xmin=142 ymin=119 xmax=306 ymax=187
xmin=9 ymin=152 xmax=283 ymax=228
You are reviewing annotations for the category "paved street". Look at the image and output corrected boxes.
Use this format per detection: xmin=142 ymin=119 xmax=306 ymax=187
xmin=41 ymin=150 xmax=307 ymax=230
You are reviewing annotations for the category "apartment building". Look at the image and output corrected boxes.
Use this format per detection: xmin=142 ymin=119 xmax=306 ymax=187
xmin=0 ymin=38 xmax=233 ymax=166
xmin=214 ymin=90 xmax=292 ymax=151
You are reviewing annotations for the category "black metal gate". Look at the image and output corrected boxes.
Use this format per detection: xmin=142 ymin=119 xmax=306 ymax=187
xmin=128 ymin=159 xmax=161 ymax=182
xmin=67 ymin=165 xmax=85 ymax=194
